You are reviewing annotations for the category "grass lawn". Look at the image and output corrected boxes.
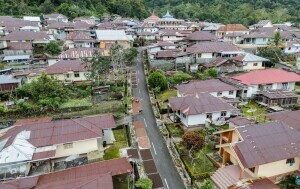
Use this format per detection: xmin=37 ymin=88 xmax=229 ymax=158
xmin=55 ymin=101 xmax=123 ymax=119
xmin=60 ymin=97 xmax=92 ymax=108
xmin=103 ymin=128 xmax=127 ymax=160
xmin=181 ymin=145 xmax=217 ymax=178
xmin=158 ymin=89 xmax=177 ymax=103
xmin=240 ymin=101 xmax=268 ymax=123
xmin=166 ymin=124 xmax=184 ymax=137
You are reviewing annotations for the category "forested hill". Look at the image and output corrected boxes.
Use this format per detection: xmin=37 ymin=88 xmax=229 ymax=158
xmin=0 ymin=0 xmax=299 ymax=26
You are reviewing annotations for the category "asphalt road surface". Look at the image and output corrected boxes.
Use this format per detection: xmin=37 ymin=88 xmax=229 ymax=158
xmin=132 ymin=48 xmax=186 ymax=189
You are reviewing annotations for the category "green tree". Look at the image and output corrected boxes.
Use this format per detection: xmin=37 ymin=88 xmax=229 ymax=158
xmin=201 ymin=179 xmax=213 ymax=189
xmin=124 ymin=47 xmax=138 ymax=66
xmin=169 ymin=72 xmax=192 ymax=84
xmin=148 ymin=70 xmax=168 ymax=92
xmin=82 ymin=51 xmax=110 ymax=85
xmin=15 ymin=73 xmax=69 ymax=110
xmin=182 ymin=132 xmax=204 ymax=151
xmin=135 ymin=177 xmax=153 ymax=189
xmin=39 ymin=0 xmax=55 ymax=14
xmin=44 ymin=41 xmax=61 ymax=55
xmin=272 ymin=31 xmax=282 ymax=48
xmin=257 ymin=47 xmax=280 ymax=65
xmin=206 ymin=68 xmax=218 ymax=77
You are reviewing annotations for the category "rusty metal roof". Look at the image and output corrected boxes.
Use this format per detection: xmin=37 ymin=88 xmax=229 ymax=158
xmin=177 ymin=79 xmax=239 ymax=95
xmin=13 ymin=117 xmax=53 ymax=127
xmin=1 ymin=158 xmax=132 ymax=189
xmin=143 ymin=160 xmax=157 ymax=174
xmin=266 ymin=110 xmax=300 ymax=131
xmin=234 ymin=122 xmax=300 ymax=168
xmin=169 ymin=93 xmax=238 ymax=116
xmin=258 ymin=90 xmax=298 ymax=99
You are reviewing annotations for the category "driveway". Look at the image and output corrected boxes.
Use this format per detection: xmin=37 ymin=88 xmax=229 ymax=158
xmin=132 ymin=48 xmax=186 ymax=189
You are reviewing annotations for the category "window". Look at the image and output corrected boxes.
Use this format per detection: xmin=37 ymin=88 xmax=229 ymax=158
xmin=229 ymin=91 xmax=234 ymax=95
xmin=288 ymin=47 xmax=291 ymax=50
xmin=66 ymin=74 xmax=69 ymax=78
xmin=63 ymin=143 xmax=73 ymax=149
xmin=217 ymin=92 xmax=222 ymax=96
xmin=182 ymin=114 xmax=186 ymax=119
xmin=221 ymin=111 xmax=226 ymax=117
xmin=74 ymin=72 xmax=80 ymax=77
xmin=206 ymin=113 xmax=212 ymax=119
xmin=253 ymin=63 xmax=258 ymax=66
xmin=286 ymin=158 xmax=295 ymax=164
xmin=282 ymin=82 xmax=288 ymax=90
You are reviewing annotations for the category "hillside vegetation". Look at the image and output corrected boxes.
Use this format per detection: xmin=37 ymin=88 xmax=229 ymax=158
xmin=0 ymin=0 xmax=299 ymax=25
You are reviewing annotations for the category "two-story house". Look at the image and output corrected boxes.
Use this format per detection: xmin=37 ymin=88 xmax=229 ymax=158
xmin=212 ymin=121 xmax=300 ymax=188
xmin=217 ymin=24 xmax=249 ymax=44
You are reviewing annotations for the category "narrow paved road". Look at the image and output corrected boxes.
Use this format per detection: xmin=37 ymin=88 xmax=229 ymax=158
xmin=132 ymin=48 xmax=186 ymax=189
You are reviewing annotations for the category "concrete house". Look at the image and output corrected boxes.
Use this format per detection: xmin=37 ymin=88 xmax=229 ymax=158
xmin=0 ymin=75 xmax=21 ymax=91
xmin=250 ymin=20 xmax=273 ymax=30
xmin=217 ymin=24 xmax=249 ymax=44
xmin=212 ymin=121 xmax=300 ymax=188
xmin=158 ymin=29 xmax=185 ymax=42
xmin=44 ymin=14 xmax=68 ymax=22
xmin=203 ymin=57 xmax=243 ymax=73
xmin=168 ymin=93 xmax=238 ymax=127
xmin=176 ymin=79 xmax=239 ymax=99
xmin=157 ymin=11 xmax=186 ymax=30
xmin=229 ymin=69 xmax=300 ymax=98
xmin=231 ymin=53 xmax=269 ymax=71
xmin=95 ymin=30 xmax=133 ymax=51
xmin=26 ymin=60 xmax=90 ymax=84
xmin=65 ymin=31 xmax=96 ymax=49
xmin=186 ymin=41 xmax=244 ymax=63
xmin=0 ymin=115 xmax=116 ymax=180
xmin=183 ymin=31 xmax=217 ymax=46
xmin=284 ymin=41 xmax=300 ymax=54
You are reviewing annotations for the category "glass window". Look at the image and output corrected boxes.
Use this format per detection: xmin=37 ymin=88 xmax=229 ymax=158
xmin=74 ymin=72 xmax=80 ymax=77
xmin=221 ymin=111 xmax=226 ymax=117
xmin=206 ymin=113 xmax=212 ymax=118
xmin=253 ymin=63 xmax=258 ymax=66
xmin=63 ymin=143 xmax=73 ymax=149
xmin=229 ymin=91 xmax=234 ymax=95
xmin=217 ymin=92 xmax=222 ymax=96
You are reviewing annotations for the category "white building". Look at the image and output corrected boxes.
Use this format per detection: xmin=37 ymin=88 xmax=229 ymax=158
xmin=231 ymin=53 xmax=269 ymax=71
xmin=168 ymin=93 xmax=238 ymax=127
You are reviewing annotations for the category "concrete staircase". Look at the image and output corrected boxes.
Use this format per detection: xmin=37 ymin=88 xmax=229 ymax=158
xmin=211 ymin=165 xmax=252 ymax=189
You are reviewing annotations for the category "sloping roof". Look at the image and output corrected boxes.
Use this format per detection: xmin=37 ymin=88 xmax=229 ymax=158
xmin=186 ymin=42 xmax=242 ymax=53
xmin=259 ymin=89 xmax=298 ymax=99
xmin=232 ymin=53 xmax=269 ymax=62
xmin=23 ymin=16 xmax=41 ymax=22
xmin=230 ymin=69 xmax=300 ymax=85
xmin=233 ymin=122 xmax=300 ymax=168
xmin=229 ymin=178 xmax=280 ymax=189
xmin=0 ymin=75 xmax=21 ymax=85
xmin=229 ymin=117 xmax=253 ymax=127
xmin=159 ymin=29 xmax=184 ymax=37
xmin=1 ymin=158 xmax=132 ymax=189
xmin=218 ymin=24 xmax=249 ymax=31
xmin=257 ymin=20 xmax=271 ymax=26
xmin=0 ymin=31 xmax=49 ymax=41
xmin=144 ymin=11 xmax=160 ymax=22
xmin=266 ymin=110 xmax=300 ymax=131
xmin=0 ymin=115 xmax=115 ymax=162
xmin=177 ymin=79 xmax=239 ymax=95
xmin=14 ymin=117 xmax=53 ymax=127
xmin=58 ymin=48 xmax=102 ymax=59
xmin=95 ymin=30 xmax=132 ymax=41
xmin=45 ymin=60 xmax=87 ymax=74
xmin=44 ymin=14 xmax=67 ymax=19
xmin=169 ymin=93 xmax=237 ymax=116
xmin=184 ymin=31 xmax=217 ymax=41
xmin=3 ymin=55 xmax=31 ymax=61
xmin=156 ymin=50 xmax=179 ymax=58
xmin=6 ymin=42 xmax=33 ymax=50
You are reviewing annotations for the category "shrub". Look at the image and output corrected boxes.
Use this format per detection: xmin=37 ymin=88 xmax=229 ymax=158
xmin=182 ymin=132 xmax=204 ymax=151
xmin=148 ymin=70 xmax=167 ymax=91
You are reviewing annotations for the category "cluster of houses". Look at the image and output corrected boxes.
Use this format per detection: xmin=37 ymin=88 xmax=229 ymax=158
xmin=0 ymin=11 xmax=300 ymax=189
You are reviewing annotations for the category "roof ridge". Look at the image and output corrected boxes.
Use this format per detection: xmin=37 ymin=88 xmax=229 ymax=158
xmin=71 ymin=118 xmax=102 ymax=136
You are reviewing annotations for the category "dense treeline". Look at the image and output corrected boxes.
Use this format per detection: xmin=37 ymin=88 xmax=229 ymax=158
xmin=0 ymin=0 xmax=299 ymax=26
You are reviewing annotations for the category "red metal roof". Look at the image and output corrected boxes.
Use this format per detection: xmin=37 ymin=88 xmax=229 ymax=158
xmin=0 ymin=115 xmax=115 ymax=150
xmin=32 ymin=150 xmax=56 ymax=160
xmin=231 ymin=69 xmax=300 ymax=85
xmin=1 ymin=158 xmax=132 ymax=189
xmin=14 ymin=117 xmax=53 ymax=127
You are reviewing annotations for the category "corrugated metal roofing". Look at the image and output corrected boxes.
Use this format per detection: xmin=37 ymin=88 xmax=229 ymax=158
xmin=3 ymin=55 xmax=30 ymax=61
xmin=96 ymin=30 xmax=132 ymax=41
xmin=234 ymin=122 xmax=300 ymax=168
xmin=169 ymin=93 xmax=238 ymax=116
xmin=266 ymin=110 xmax=300 ymax=131
xmin=0 ymin=75 xmax=21 ymax=84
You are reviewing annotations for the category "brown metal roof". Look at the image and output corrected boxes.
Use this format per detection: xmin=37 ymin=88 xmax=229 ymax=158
xmin=66 ymin=31 xmax=95 ymax=42
xmin=234 ymin=122 xmax=300 ymax=168
xmin=58 ymin=48 xmax=103 ymax=59
xmin=229 ymin=117 xmax=253 ymax=127
xmin=1 ymin=158 xmax=132 ymax=189
xmin=14 ymin=117 xmax=53 ymax=127
xmin=184 ymin=31 xmax=217 ymax=41
xmin=32 ymin=150 xmax=56 ymax=160
xmin=266 ymin=110 xmax=300 ymax=131
xmin=186 ymin=41 xmax=242 ymax=54
xmin=1 ymin=31 xmax=49 ymax=41
xmin=45 ymin=60 xmax=88 ymax=74
xmin=258 ymin=90 xmax=298 ymax=99
xmin=126 ymin=149 xmax=139 ymax=159
xmin=229 ymin=178 xmax=280 ymax=189
xmin=218 ymin=24 xmax=248 ymax=31
xmin=177 ymin=79 xmax=239 ymax=95
xmin=0 ymin=115 xmax=115 ymax=151
xmin=140 ymin=149 xmax=152 ymax=161
xmin=7 ymin=42 xmax=33 ymax=50
xmin=143 ymin=160 xmax=157 ymax=174
xmin=169 ymin=93 xmax=238 ymax=116
xmin=148 ymin=173 xmax=164 ymax=189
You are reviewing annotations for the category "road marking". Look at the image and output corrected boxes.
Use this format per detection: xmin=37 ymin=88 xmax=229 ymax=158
xmin=164 ymin=178 xmax=169 ymax=189
xmin=152 ymin=142 xmax=157 ymax=155
xmin=143 ymin=118 xmax=147 ymax=127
